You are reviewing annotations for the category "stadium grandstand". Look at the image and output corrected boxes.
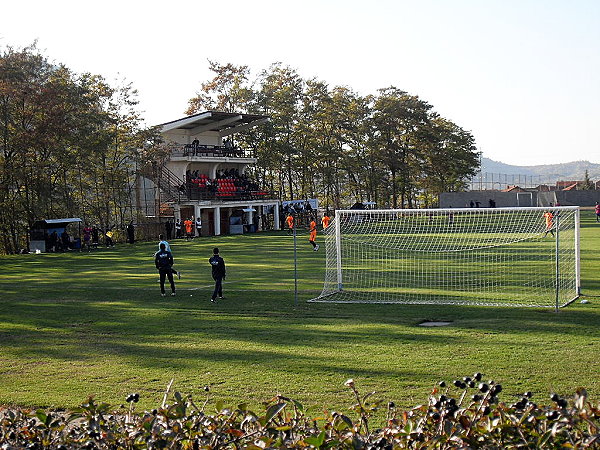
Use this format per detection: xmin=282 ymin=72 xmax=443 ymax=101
xmin=137 ymin=111 xmax=280 ymax=236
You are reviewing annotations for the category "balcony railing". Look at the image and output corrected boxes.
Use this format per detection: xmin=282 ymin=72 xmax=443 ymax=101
xmin=171 ymin=144 xmax=254 ymax=159
xmin=182 ymin=184 xmax=274 ymax=202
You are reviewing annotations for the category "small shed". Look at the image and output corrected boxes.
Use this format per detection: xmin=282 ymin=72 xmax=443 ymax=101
xmin=30 ymin=218 xmax=82 ymax=253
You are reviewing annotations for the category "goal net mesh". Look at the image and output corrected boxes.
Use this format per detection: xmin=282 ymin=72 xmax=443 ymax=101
xmin=311 ymin=207 xmax=579 ymax=307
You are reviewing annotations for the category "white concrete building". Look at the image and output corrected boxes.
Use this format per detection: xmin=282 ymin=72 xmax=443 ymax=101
xmin=142 ymin=111 xmax=280 ymax=236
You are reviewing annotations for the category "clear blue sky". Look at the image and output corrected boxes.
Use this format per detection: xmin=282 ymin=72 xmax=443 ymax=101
xmin=1 ymin=0 xmax=598 ymax=165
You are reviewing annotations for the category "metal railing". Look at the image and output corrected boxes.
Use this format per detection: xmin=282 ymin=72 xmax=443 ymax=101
xmin=171 ymin=144 xmax=254 ymax=159
xmin=139 ymin=163 xmax=188 ymax=202
xmin=185 ymin=185 xmax=274 ymax=202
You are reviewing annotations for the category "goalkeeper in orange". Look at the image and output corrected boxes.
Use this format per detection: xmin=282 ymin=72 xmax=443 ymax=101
xmin=321 ymin=213 xmax=331 ymax=230
xmin=543 ymin=210 xmax=555 ymax=237
xmin=309 ymin=217 xmax=319 ymax=251
xmin=286 ymin=213 xmax=294 ymax=235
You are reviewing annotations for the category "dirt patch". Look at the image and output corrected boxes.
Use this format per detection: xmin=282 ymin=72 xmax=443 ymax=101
xmin=418 ymin=320 xmax=452 ymax=327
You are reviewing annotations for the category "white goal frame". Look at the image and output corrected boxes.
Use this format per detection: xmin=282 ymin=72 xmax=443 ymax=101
xmin=311 ymin=207 xmax=581 ymax=309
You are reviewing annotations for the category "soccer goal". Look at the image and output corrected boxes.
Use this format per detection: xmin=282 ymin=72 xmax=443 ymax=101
xmin=311 ymin=207 xmax=580 ymax=309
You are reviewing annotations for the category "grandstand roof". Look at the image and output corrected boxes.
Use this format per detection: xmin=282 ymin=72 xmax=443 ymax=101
xmin=160 ymin=111 xmax=269 ymax=137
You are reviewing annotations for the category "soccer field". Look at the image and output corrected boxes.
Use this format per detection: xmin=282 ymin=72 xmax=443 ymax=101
xmin=0 ymin=211 xmax=599 ymax=411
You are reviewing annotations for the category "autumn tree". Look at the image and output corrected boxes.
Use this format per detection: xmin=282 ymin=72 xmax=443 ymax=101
xmin=186 ymin=61 xmax=253 ymax=114
xmin=253 ymin=63 xmax=304 ymax=200
xmin=0 ymin=44 xmax=159 ymax=253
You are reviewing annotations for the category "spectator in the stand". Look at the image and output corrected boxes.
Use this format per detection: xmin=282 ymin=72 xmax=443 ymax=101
xmin=191 ymin=138 xmax=199 ymax=148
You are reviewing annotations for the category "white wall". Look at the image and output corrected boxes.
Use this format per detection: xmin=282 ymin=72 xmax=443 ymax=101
xmin=163 ymin=130 xmax=221 ymax=146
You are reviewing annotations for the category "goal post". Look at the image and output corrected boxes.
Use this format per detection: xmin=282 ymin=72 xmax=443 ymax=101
xmin=311 ymin=207 xmax=580 ymax=308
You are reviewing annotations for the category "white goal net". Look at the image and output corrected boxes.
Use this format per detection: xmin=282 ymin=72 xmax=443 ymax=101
xmin=311 ymin=207 xmax=580 ymax=308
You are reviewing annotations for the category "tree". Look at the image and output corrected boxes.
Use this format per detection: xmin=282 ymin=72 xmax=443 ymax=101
xmin=0 ymin=44 xmax=159 ymax=253
xmin=369 ymin=87 xmax=432 ymax=208
xmin=253 ymin=63 xmax=304 ymax=200
xmin=417 ymin=116 xmax=480 ymax=205
xmin=185 ymin=61 xmax=253 ymax=114
xmin=184 ymin=63 xmax=481 ymax=211
xmin=579 ymin=170 xmax=594 ymax=190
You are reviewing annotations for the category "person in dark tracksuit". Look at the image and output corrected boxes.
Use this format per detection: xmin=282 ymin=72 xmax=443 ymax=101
xmin=209 ymin=247 xmax=226 ymax=303
xmin=155 ymin=243 xmax=176 ymax=297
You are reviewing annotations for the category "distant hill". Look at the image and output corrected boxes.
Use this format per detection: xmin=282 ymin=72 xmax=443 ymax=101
xmin=480 ymin=158 xmax=600 ymax=181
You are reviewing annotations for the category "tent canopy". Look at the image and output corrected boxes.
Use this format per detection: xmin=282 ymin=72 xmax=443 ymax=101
xmin=32 ymin=218 xmax=82 ymax=229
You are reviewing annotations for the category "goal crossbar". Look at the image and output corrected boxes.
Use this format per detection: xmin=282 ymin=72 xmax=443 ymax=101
xmin=311 ymin=207 xmax=580 ymax=308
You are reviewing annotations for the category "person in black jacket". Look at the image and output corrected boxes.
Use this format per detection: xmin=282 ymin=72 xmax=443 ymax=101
xmin=127 ymin=221 xmax=135 ymax=244
xmin=209 ymin=247 xmax=226 ymax=303
xmin=155 ymin=243 xmax=176 ymax=297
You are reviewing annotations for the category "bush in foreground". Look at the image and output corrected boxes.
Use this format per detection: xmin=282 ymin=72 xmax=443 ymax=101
xmin=1 ymin=375 xmax=599 ymax=448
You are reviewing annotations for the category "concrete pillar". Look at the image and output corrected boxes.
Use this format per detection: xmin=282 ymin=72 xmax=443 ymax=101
xmin=174 ymin=204 xmax=181 ymax=221
xmin=214 ymin=206 xmax=221 ymax=236
xmin=257 ymin=205 xmax=263 ymax=231
xmin=247 ymin=206 xmax=254 ymax=225
xmin=273 ymin=203 xmax=281 ymax=230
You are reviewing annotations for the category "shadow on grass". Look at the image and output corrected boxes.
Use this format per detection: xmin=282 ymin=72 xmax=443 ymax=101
xmin=1 ymin=287 xmax=599 ymax=372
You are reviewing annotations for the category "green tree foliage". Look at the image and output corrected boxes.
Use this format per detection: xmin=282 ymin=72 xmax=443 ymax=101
xmin=188 ymin=64 xmax=480 ymax=210
xmin=0 ymin=44 xmax=159 ymax=253
xmin=580 ymin=170 xmax=595 ymax=190
xmin=253 ymin=63 xmax=304 ymax=201
xmin=185 ymin=60 xmax=253 ymax=114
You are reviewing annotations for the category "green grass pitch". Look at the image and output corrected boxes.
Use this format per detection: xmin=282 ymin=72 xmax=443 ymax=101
xmin=0 ymin=212 xmax=599 ymax=411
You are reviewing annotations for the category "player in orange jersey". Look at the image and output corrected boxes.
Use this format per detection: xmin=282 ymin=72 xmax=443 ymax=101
xmin=543 ymin=210 xmax=555 ymax=237
xmin=309 ymin=217 xmax=319 ymax=251
xmin=286 ymin=213 xmax=294 ymax=235
xmin=184 ymin=218 xmax=194 ymax=240
xmin=321 ymin=214 xmax=330 ymax=230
